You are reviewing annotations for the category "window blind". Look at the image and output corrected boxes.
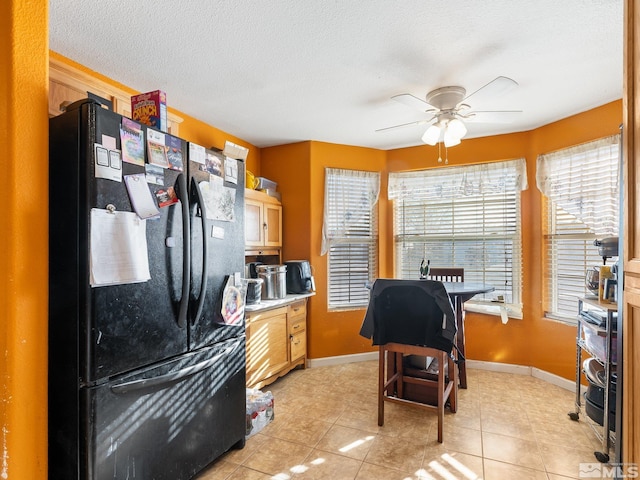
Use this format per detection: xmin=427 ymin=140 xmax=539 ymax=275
xmin=389 ymin=159 xmax=527 ymax=316
xmin=322 ymin=168 xmax=380 ymax=309
xmin=537 ymin=135 xmax=620 ymax=322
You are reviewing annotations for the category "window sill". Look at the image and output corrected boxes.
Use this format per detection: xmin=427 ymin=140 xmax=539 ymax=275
xmin=465 ymin=302 xmax=523 ymax=320
xmin=328 ymin=305 xmax=367 ymax=313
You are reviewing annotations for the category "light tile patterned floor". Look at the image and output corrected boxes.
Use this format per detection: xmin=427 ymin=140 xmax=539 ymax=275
xmin=196 ymin=361 xmax=608 ymax=480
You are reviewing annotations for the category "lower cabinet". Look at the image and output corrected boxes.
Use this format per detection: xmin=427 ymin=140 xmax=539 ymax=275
xmin=288 ymin=300 xmax=307 ymax=367
xmin=246 ymin=298 xmax=308 ymax=389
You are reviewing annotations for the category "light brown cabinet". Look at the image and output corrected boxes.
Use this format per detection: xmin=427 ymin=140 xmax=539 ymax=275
xmin=288 ymin=300 xmax=307 ymax=365
xmin=245 ymin=298 xmax=308 ymax=389
xmin=245 ymin=189 xmax=282 ymax=255
xmin=49 ymin=57 xmax=183 ymax=135
xmin=246 ymin=307 xmax=289 ymax=388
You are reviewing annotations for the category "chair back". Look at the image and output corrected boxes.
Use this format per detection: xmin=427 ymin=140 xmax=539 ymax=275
xmin=369 ymin=279 xmax=454 ymax=353
xmin=426 ymin=267 xmax=464 ymax=283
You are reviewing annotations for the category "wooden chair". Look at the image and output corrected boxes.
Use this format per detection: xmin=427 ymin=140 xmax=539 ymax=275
xmin=379 ymin=343 xmax=457 ymax=443
xmin=368 ymin=280 xmax=458 ymax=443
xmin=426 ymin=267 xmax=464 ymax=282
xmin=425 ymin=267 xmax=467 ymax=386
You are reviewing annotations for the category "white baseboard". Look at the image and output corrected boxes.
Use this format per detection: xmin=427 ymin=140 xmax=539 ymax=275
xmin=465 ymin=359 xmax=531 ymax=376
xmin=307 ymin=353 xmax=578 ymax=392
xmin=307 ymin=351 xmax=378 ymax=368
xmin=532 ymin=367 xmax=581 ymax=393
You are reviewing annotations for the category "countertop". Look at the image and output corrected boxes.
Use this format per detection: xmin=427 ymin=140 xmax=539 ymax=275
xmin=245 ymin=292 xmax=315 ymax=312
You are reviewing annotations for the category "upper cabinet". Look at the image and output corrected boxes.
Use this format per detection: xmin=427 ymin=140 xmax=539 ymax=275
xmin=245 ymin=189 xmax=282 ymax=255
xmin=49 ymin=57 xmax=183 ymax=135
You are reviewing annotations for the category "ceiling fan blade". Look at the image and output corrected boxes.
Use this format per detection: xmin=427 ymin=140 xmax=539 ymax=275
xmin=375 ymin=117 xmax=435 ymax=132
xmin=391 ymin=93 xmax=435 ymax=112
xmin=464 ymin=110 xmax=523 ymax=124
xmin=461 ymin=76 xmax=518 ymax=106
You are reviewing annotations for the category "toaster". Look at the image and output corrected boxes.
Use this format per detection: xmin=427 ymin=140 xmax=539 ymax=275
xmin=285 ymin=260 xmax=314 ymax=294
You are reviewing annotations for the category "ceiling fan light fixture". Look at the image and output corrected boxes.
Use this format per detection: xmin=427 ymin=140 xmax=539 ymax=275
xmin=422 ymin=124 xmax=441 ymax=145
xmin=447 ymin=118 xmax=467 ymax=138
xmin=385 ymin=76 xmax=521 ymax=148
xmin=443 ymin=128 xmax=461 ymax=148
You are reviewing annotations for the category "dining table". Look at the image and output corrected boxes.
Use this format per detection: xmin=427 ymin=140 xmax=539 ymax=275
xmin=441 ymin=281 xmax=495 ymax=388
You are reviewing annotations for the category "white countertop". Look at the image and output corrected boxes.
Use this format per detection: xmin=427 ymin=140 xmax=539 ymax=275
xmin=245 ymin=292 xmax=315 ymax=312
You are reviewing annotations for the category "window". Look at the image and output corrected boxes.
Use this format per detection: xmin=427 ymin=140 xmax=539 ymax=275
xmin=388 ymin=159 xmax=527 ymax=318
xmin=537 ymin=135 xmax=620 ymax=322
xmin=322 ymin=168 xmax=380 ymax=310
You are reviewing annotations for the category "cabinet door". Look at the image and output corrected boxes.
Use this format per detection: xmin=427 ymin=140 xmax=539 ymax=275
xmin=290 ymin=332 xmax=306 ymax=363
xmin=624 ymin=2 xmax=640 ymax=465
xmin=246 ymin=309 xmax=288 ymax=387
xmin=264 ymin=203 xmax=282 ymax=247
xmin=49 ymin=80 xmax=87 ymax=117
xmin=245 ymin=199 xmax=264 ymax=247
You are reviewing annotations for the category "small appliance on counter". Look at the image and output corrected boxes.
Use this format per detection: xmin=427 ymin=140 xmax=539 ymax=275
xmin=245 ymin=262 xmax=263 ymax=279
xmin=256 ymin=264 xmax=287 ymax=299
xmin=285 ymin=260 xmax=314 ymax=294
xmin=246 ymin=278 xmax=263 ymax=305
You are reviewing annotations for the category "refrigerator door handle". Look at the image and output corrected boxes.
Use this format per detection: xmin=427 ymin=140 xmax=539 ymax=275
xmin=190 ymin=177 xmax=209 ymax=326
xmin=177 ymin=173 xmax=191 ymax=328
xmin=110 ymin=344 xmax=237 ymax=395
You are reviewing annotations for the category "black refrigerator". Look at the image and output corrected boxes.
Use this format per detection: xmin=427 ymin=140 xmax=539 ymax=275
xmin=49 ymin=99 xmax=246 ymax=480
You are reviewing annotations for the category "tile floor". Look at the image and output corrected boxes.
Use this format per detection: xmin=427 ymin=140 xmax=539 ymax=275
xmin=196 ymin=360 xmax=609 ymax=479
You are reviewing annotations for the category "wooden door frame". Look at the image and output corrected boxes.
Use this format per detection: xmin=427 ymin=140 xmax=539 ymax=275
xmin=622 ymin=0 xmax=639 ymax=466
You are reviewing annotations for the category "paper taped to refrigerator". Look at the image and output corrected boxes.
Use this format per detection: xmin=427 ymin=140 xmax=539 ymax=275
xmin=90 ymin=208 xmax=151 ymax=287
xmin=124 ymin=173 xmax=160 ymax=219
xmin=199 ymin=175 xmax=236 ymax=222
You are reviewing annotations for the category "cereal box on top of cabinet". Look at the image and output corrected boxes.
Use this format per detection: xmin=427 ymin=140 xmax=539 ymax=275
xmin=131 ymin=90 xmax=167 ymax=132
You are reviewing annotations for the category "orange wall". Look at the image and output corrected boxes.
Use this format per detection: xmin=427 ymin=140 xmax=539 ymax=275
xmin=174 ymin=116 xmax=262 ymax=176
xmin=262 ymin=142 xmax=388 ymax=358
xmin=1 ymin=0 xmax=49 ymax=477
xmin=262 ymin=102 xmax=622 ymax=380
xmin=260 ymin=142 xmax=313 ymax=261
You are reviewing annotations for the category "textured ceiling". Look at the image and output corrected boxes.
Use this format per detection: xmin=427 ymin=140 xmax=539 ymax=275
xmin=49 ymin=1 xmax=623 ymax=150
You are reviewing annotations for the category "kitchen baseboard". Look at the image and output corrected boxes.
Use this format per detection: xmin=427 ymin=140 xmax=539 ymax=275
xmin=307 ymin=354 xmax=578 ymax=392
xmin=307 ymin=352 xmax=378 ymax=368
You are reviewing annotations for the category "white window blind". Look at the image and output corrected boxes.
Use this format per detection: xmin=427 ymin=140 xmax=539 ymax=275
xmin=537 ymin=135 xmax=620 ymax=322
xmin=322 ymin=168 xmax=380 ymax=310
xmin=389 ymin=159 xmax=527 ymax=317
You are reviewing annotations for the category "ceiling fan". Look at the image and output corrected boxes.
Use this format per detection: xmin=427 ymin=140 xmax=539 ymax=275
xmin=378 ymin=76 xmax=522 ymax=147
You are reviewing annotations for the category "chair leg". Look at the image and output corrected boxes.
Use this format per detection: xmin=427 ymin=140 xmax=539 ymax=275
xmin=436 ymin=351 xmax=445 ymax=443
xmin=378 ymin=346 xmax=385 ymax=426
xmin=449 ymin=352 xmax=458 ymax=414
xmin=455 ymin=296 xmax=468 ymax=389
xmin=395 ymin=352 xmax=404 ymax=399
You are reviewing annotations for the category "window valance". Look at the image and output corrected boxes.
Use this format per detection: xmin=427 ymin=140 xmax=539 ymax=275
xmin=536 ymin=135 xmax=620 ymax=236
xmin=388 ymin=158 xmax=528 ymax=201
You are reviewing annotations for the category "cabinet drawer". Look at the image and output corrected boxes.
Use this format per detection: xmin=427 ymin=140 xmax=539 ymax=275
xmin=287 ymin=299 xmax=307 ymax=317
xmin=246 ymin=306 xmax=287 ymax=325
xmin=290 ymin=332 xmax=306 ymax=362
xmin=288 ymin=316 xmax=306 ymax=335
